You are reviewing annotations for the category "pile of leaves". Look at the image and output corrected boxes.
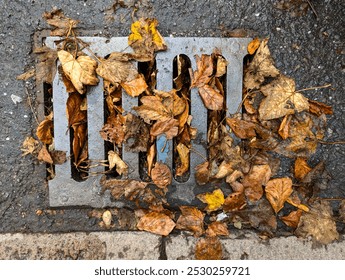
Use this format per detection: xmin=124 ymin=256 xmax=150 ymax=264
xmin=20 ymin=9 xmax=344 ymax=259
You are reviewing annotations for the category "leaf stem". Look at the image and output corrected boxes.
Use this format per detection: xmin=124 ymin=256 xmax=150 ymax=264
xmin=318 ymin=140 xmax=345 ymax=145
xmin=296 ymin=83 xmax=331 ymax=93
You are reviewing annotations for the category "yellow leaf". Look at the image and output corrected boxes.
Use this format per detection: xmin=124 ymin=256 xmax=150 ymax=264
xmin=265 ymin=177 xmax=293 ymax=213
xmin=197 ymin=189 xmax=225 ymax=213
xmin=102 ymin=210 xmax=112 ymax=229
xmin=247 ymin=37 xmax=260 ymax=55
xmin=259 ymin=75 xmax=309 ymax=120
xmin=58 ymin=50 xmax=99 ymax=94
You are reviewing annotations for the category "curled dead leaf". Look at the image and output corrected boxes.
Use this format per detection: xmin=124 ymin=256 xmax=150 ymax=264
xmin=294 ymin=157 xmax=312 ymax=181
xmin=247 ymin=37 xmax=261 ymax=55
xmin=151 ymin=162 xmax=172 ymax=189
xmin=108 ymin=150 xmax=128 ymax=176
xmin=37 ymin=145 xmax=53 ymax=164
xmin=175 ymin=143 xmax=190 ymax=177
xmin=226 ymin=118 xmax=256 ymax=139
xmin=195 ymin=161 xmax=209 ymax=185
xmin=43 ymin=8 xmax=80 ymax=36
xmin=36 ymin=114 xmax=53 ymax=145
xmin=281 ymin=209 xmax=303 ymax=228
xmin=223 ymin=192 xmax=247 ymax=212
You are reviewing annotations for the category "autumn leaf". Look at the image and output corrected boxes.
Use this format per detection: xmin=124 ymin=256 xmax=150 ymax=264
xmin=16 ymin=68 xmax=35 ymax=81
xmin=176 ymin=206 xmax=205 ymax=237
xmin=191 ymin=54 xmax=213 ymax=87
xmin=37 ymin=145 xmax=53 ymax=164
xmin=242 ymin=164 xmax=271 ymax=202
xmin=295 ymin=200 xmax=339 ymax=244
xmin=150 ymin=118 xmax=179 ymax=139
xmin=137 ymin=211 xmax=175 ymax=236
xmin=259 ymin=75 xmax=309 ymax=120
xmin=58 ymin=50 xmax=99 ymax=94
xmin=278 ymin=114 xmax=292 ymax=139
xmin=151 ymin=162 xmax=172 ymax=189
xmin=66 ymin=92 xmax=87 ymax=127
xmin=265 ymin=177 xmax=293 ymax=213
xmin=102 ymin=210 xmax=112 ymax=229
xmin=223 ymin=192 xmax=247 ymax=212
xmin=294 ymin=157 xmax=312 ymax=181
xmin=175 ymin=143 xmax=190 ymax=177
xmin=124 ymin=113 xmax=150 ymax=152
xmin=281 ymin=210 xmax=303 ymax=228
xmin=72 ymin=123 xmax=87 ymax=165
xmin=108 ymin=150 xmax=128 ymax=176
xmin=21 ymin=136 xmax=40 ymax=156
xmin=36 ymin=113 xmax=53 ymax=145
xmin=134 ymin=95 xmax=171 ymax=123
xmin=308 ymin=99 xmax=333 ymax=116
xmin=195 ymin=161 xmax=209 ymax=185
xmin=244 ymin=38 xmax=280 ymax=90
xmin=197 ymin=189 xmax=225 ymax=213
xmin=215 ymin=54 xmax=227 ymax=77
xmin=198 ymin=84 xmax=224 ymax=111
xmin=226 ymin=118 xmax=256 ymax=139
xmin=195 ymin=237 xmax=223 ymax=260
xmin=128 ymin=18 xmax=167 ymax=61
xmin=206 ymin=221 xmax=229 ymax=237
xmin=120 ymin=74 xmax=148 ymax=97
xmin=50 ymin=150 xmax=67 ymax=165
xmin=247 ymin=37 xmax=260 ymax=55
xmin=34 ymin=46 xmax=58 ymax=84
xmin=43 ymin=8 xmax=80 ymax=36
xmin=100 ymin=113 xmax=126 ymax=145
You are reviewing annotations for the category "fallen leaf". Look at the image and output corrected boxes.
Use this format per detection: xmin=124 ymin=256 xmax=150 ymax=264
xmin=147 ymin=143 xmax=156 ymax=176
xmin=21 ymin=136 xmax=40 ymax=156
xmin=72 ymin=123 xmax=87 ymax=165
xmin=108 ymin=150 xmax=128 ymax=176
xmin=191 ymin=54 xmax=213 ymax=87
xmin=124 ymin=113 xmax=150 ymax=152
xmin=223 ymin=192 xmax=247 ymax=212
xmin=198 ymin=84 xmax=224 ymax=111
xmin=176 ymin=206 xmax=205 ymax=237
xmin=197 ymin=189 xmax=225 ymax=213
xmin=339 ymin=200 xmax=345 ymax=223
xmin=151 ymin=162 xmax=172 ymax=189
xmin=102 ymin=210 xmax=112 ymax=229
xmin=286 ymin=196 xmax=310 ymax=212
xmin=58 ymin=50 xmax=99 ymax=94
xmin=128 ymin=18 xmax=167 ymax=60
xmin=43 ymin=8 xmax=79 ymax=36
xmin=100 ymin=113 xmax=126 ymax=145
xmin=213 ymin=160 xmax=234 ymax=179
xmin=195 ymin=161 xmax=209 ymax=185
xmin=120 ymin=74 xmax=148 ymax=97
xmin=259 ymin=75 xmax=309 ymax=120
xmin=137 ymin=211 xmax=175 ymax=236
xmin=295 ymin=200 xmax=339 ymax=244
xmin=215 ymin=55 xmax=227 ymax=77
xmin=294 ymin=157 xmax=312 ymax=181
xmin=242 ymin=164 xmax=271 ymax=202
xmin=281 ymin=210 xmax=303 ymax=228
xmin=244 ymin=38 xmax=280 ymax=90
xmin=66 ymin=92 xmax=87 ymax=127
xmin=265 ymin=177 xmax=293 ymax=213
xmin=278 ymin=114 xmax=292 ymax=139
xmin=101 ymin=177 xmax=148 ymax=200
xmin=36 ymin=113 xmax=53 ymax=145
xmin=195 ymin=237 xmax=223 ymax=260
xmin=226 ymin=118 xmax=256 ymax=139
xmin=134 ymin=95 xmax=171 ymax=123
xmin=308 ymin=99 xmax=333 ymax=116
xmin=37 ymin=145 xmax=53 ymax=164
xmin=175 ymin=143 xmax=190 ymax=177
xmin=247 ymin=37 xmax=260 ymax=55
xmin=34 ymin=46 xmax=58 ymax=84
xmin=206 ymin=221 xmax=229 ymax=237
xmin=16 ymin=68 xmax=35 ymax=81
xmin=50 ymin=150 xmax=67 ymax=164
xmin=150 ymin=118 xmax=179 ymax=139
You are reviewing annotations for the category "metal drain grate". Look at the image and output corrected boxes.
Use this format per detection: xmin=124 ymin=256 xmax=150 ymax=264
xmin=45 ymin=37 xmax=251 ymax=208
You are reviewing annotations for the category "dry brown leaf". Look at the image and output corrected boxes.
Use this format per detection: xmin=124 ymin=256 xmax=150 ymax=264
xmin=58 ymin=50 xmax=99 ymax=94
xmin=124 ymin=113 xmax=150 ymax=152
xmin=197 ymin=189 xmax=225 ymax=213
xmin=43 ymin=8 xmax=79 ymax=36
xmin=175 ymin=143 xmax=190 ymax=177
xmin=247 ymin=37 xmax=261 ymax=55
xmin=147 ymin=143 xmax=156 ymax=177
xmin=21 ymin=137 xmax=40 ymax=156
xmin=195 ymin=237 xmax=223 ymax=260
xmin=137 ymin=211 xmax=175 ymax=236
xmin=100 ymin=113 xmax=126 ymax=145
xmin=101 ymin=178 xmax=148 ymax=200
xmin=36 ymin=114 xmax=53 ymax=145
xmin=37 ymin=145 xmax=53 ymax=164
xmin=308 ymin=99 xmax=333 ymax=116
xmin=34 ymin=46 xmax=58 ymax=84
xmin=195 ymin=161 xmax=209 ymax=185
xmin=50 ymin=150 xmax=67 ymax=164
xmin=226 ymin=118 xmax=256 ymax=139
xmin=259 ymin=75 xmax=309 ymax=120
xmin=286 ymin=196 xmax=310 ymax=212
xmin=176 ymin=206 xmax=205 ymax=237
xmin=150 ymin=118 xmax=179 ymax=139
xmin=121 ymin=74 xmax=148 ymax=97
xmin=191 ymin=54 xmax=213 ymax=87
xmin=198 ymin=85 xmax=224 ymax=111
xmin=339 ymin=200 xmax=345 ymax=223
xmin=206 ymin=221 xmax=229 ymax=237
xmin=278 ymin=114 xmax=292 ymax=139
xmin=215 ymin=55 xmax=227 ymax=77
xmin=265 ymin=177 xmax=293 ymax=213
xmin=108 ymin=150 xmax=128 ymax=176
xmin=151 ymin=162 xmax=172 ymax=189
xmin=244 ymin=38 xmax=280 ymax=90
xmin=242 ymin=164 xmax=271 ymax=202
xmin=72 ymin=123 xmax=87 ymax=165
xmin=295 ymin=200 xmax=339 ymax=244
xmin=134 ymin=95 xmax=171 ymax=123
xmin=223 ymin=192 xmax=247 ymax=212
xmin=16 ymin=68 xmax=35 ymax=81
xmin=281 ymin=209 xmax=303 ymax=228
xmin=213 ymin=161 xmax=234 ymax=179
xmin=294 ymin=157 xmax=312 ymax=181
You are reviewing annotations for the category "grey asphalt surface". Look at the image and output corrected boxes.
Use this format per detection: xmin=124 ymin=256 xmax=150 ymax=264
xmin=0 ymin=0 xmax=344 ymax=239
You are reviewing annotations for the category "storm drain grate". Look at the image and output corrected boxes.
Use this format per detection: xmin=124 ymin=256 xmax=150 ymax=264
xmin=44 ymin=36 xmax=251 ymax=208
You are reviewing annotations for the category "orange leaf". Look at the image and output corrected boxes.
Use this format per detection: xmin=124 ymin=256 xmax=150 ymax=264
xmin=195 ymin=237 xmax=223 ymax=260
xmin=121 ymin=74 xmax=148 ymax=97
xmin=198 ymin=85 xmax=224 ymax=111
xmin=294 ymin=157 xmax=312 ymax=181
xmin=265 ymin=177 xmax=293 ymax=213
xmin=151 ymin=162 xmax=172 ymax=189
xmin=223 ymin=192 xmax=247 ymax=212
xmin=176 ymin=206 xmax=205 ymax=237
xmin=308 ymin=99 xmax=333 ymax=116
xmin=137 ymin=211 xmax=175 ymax=236
xmin=150 ymin=118 xmax=179 ymax=139
xmin=206 ymin=221 xmax=229 ymax=237
xmin=278 ymin=115 xmax=292 ymax=140
xmin=226 ymin=118 xmax=256 ymax=139
xmin=191 ymin=54 xmax=213 ymax=87
xmin=195 ymin=161 xmax=209 ymax=185
xmin=247 ymin=37 xmax=260 ymax=55
xmin=36 ymin=114 xmax=53 ymax=145
xmin=281 ymin=210 xmax=303 ymax=228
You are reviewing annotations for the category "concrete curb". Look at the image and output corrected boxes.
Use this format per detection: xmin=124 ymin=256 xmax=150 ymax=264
xmin=0 ymin=232 xmax=343 ymax=260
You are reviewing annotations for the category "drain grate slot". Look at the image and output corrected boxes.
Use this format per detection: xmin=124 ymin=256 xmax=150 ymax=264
xmin=45 ymin=37 xmax=251 ymax=207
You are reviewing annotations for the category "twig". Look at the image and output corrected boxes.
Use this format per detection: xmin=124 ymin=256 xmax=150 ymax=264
xmin=24 ymin=87 xmax=39 ymax=125
xmin=318 ymin=140 xmax=345 ymax=145
xmin=306 ymin=0 xmax=318 ymax=18
xmin=296 ymin=83 xmax=331 ymax=93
